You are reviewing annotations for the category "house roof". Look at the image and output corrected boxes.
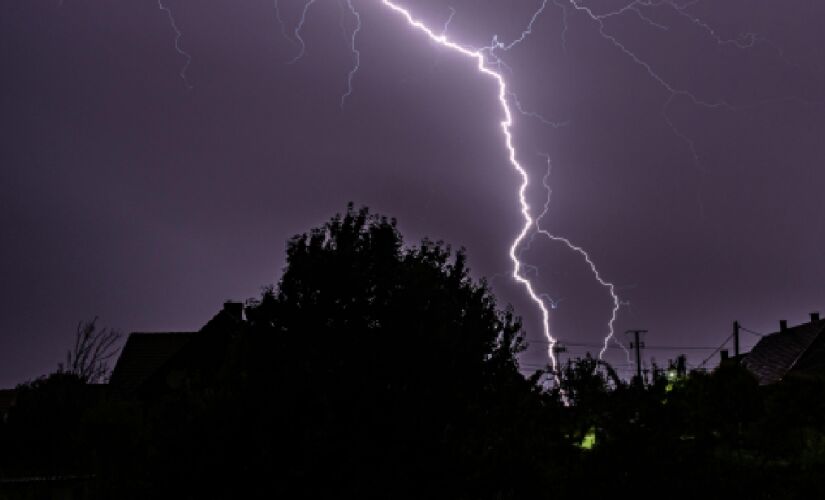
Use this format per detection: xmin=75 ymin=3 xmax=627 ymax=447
xmin=109 ymin=332 xmax=193 ymax=393
xmin=108 ymin=302 xmax=246 ymax=394
xmin=742 ymin=319 xmax=825 ymax=385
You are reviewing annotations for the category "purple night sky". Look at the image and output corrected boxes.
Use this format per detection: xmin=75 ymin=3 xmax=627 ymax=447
xmin=1 ymin=0 xmax=824 ymax=386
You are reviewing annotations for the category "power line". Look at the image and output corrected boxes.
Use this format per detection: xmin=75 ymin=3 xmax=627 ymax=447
xmin=519 ymin=362 xmax=636 ymax=368
xmin=739 ymin=325 xmax=766 ymax=337
xmin=526 ymin=338 xmax=726 ymax=351
xmin=520 ymin=326 xmax=749 ymax=375
xmin=699 ymin=332 xmax=734 ymax=368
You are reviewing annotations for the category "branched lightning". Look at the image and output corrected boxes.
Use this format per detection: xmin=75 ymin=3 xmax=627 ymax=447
xmin=380 ymin=0 xmax=561 ymax=370
xmin=485 ymin=2 xmax=572 ymax=135
xmin=565 ymin=0 xmax=804 ymax=182
xmin=553 ymin=0 xmax=570 ymax=54
xmin=663 ymin=0 xmax=758 ymax=49
xmin=158 ymin=0 xmax=193 ymax=89
xmin=491 ymin=0 xmax=551 ymax=51
xmin=568 ymin=1 xmax=732 ymax=111
xmin=223 ymin=0 xmax=817 ymax=375
xmin=274 ymin=0 xmax=296 ymax=45
xmin=340 ymin=0 xmax=362 ymax=108
xmin=288 ymin=0 xmax=318 ymax=64
xmin=441 ymin=6 xmax=456 ymax=36
xmin=37 ymin=0 xmax=817 ymax=395
xmin=532 ymin=154 xmax=626 ymax=362
xmin=561 ymin=0 xmax=733 ymax=222
xmin=510 ymin=92 xmax=568 ymax=128
xmin=489 ymin=7 xmax=637 ymax=363
xmin=485 ymin=1 xmax=620 ymax=365
xmin=628 ymin=5 xmax=669 ymax=31
xmin=661 ymin=0 xmax=803 ymax=72
xmin=517 ymin=235 xmax=562 ymax=310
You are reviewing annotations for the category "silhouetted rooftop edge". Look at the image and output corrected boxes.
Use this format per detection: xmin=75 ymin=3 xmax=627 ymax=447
xmin=108 ymin=333 xmax=193 ymax=393
xmin=742 ymin=318 xmax=825 ymax=384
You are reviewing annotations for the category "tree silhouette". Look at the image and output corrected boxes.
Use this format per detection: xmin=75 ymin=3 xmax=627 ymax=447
xmin=247 ymin=203 xmax=524 ymax=375
xmin=237 ymin=203 xmax=556 ymax=498
xmin=60 ymin=317 xmax=121 ymax=383
xmin=9 ymin=204 xmax=825 ymax=499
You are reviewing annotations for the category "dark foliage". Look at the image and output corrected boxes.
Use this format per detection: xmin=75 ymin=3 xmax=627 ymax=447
xmin=238 ymin=204 xmax=557 ymax=498
xmin=1 ymin=205 xmax=824 ymax=500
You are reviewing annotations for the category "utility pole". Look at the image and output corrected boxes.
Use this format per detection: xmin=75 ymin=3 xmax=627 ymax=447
xmin=553 ymin=343 xmax=567 ymax=367
xmin=733 ymin=320 xmax=740 ymax=358
xmin=626 ymin=329 xmax=647 ymax=384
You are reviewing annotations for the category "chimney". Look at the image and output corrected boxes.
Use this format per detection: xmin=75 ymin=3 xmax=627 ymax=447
xmin=720 ymin=349 xmax=729 ymax=362
xmin=811 ymin=312 xmax=821 ymax=323
xmin=780 ymin=320 xmax=788 ymax=332
xmin=222 ymin=301 xmax=244 ymax=322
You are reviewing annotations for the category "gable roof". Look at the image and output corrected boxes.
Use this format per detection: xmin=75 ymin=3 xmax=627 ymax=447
xmin=109 ymin=332 xmax=193 ymax=393
xmin=742 ymin=319 xmax=825 ymax=385
xmin=108 ymin=302 xmax=246 ymax=394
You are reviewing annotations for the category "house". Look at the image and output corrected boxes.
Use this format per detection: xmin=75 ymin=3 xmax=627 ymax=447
xmin=741 ymin=313 xmax=825 ymax=385
xmin=109 ymin=301 xmax=245 ymax=396
xmin=108 ymin=332 xmax=193 ymax=393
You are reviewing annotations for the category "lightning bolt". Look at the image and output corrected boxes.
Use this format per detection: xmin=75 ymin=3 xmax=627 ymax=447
xmin=532 ymin=154 xmax=627 ymax=362
xmin=664 ymin=0 xmax=759 ymax=49
xmin=662 ymin=0 xmax=804 ymax=74
xmin=567 ymin=1 xmax=732 ymax=109
xmin=562 ymin=0 xmax=806 ymax=192
xmin=628 ymin=5 xmax=669 ymax=31
xmin=553 ymin=0 xmax=571 ymax=54
xmin=510 ymin=92 xmax=568 ymax=128
xmin=491 ymin=0 xmax=551 ymax=51
xmin=441 ymin=6 xmax=456 ymax=36
xmin=152 ymin=0 xmax=815 ymax=377
xmin=157 ymin=0 xmax=193 ymax=89
xmin=380 ymin=0 xmax=561 ymax=370
xmin=592 ymin=1 xmax=756 ymax=48
xmin=517 ymin=235 xmax=562 ymax=310
xmin=560 ymin=0 xmax=734 ymax=220
xmin=486 ymin=8 xmax=631 ymax=364
xmin=288 ymin=0 xmax=318 ymax=64
xmin=340 ymin=0 xmax=362 ymax=108
xmin=273 ymin=0 xmax=296 ymax=45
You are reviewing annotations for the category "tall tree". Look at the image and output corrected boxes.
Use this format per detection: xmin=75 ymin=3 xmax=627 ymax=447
xmin=241 ymin=203 xmax=555 ymax=498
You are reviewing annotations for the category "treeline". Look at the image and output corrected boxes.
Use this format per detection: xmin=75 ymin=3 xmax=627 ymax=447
xmin=1 ymin=205 xmax=824 ymax=499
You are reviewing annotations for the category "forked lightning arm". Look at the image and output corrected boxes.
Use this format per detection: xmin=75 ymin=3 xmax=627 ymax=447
xmin=379 ymin=0 xmax=561 ymax=369
xmin=341 ymin=0 xmax=362 ymax=108
xmin=288 ymin=0 xmax=318 ymax=64
xmin=533 ymin=155 xmax=627 ymax=361
xmin=158 ymin=0 xmax=192 ymax=89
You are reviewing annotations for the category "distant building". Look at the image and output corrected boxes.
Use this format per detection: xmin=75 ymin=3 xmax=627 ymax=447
xmin=109 ymin=301 xmax=245 ymax=396
xmin=741 ymin=313 xmax=825 ymax=385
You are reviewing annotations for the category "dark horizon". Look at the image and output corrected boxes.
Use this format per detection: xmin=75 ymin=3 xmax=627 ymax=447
xmin=2 ymin=0 xmax=825 ymax=387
